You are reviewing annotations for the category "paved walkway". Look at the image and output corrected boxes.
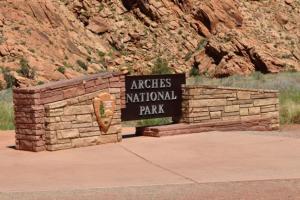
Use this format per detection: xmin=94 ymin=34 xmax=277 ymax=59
xmin=1 ymin=128 xmax=300 ymax=199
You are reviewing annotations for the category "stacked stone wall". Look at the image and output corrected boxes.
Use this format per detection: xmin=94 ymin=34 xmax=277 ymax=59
xmin=182 ymin=85 xmax=279 ymax=130
xmin=13 ymin=72 xmax=124 ymax=152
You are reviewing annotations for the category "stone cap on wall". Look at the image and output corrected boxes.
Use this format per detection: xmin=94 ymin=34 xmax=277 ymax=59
xmin=13 ymin=72 xmax=123 ymax=94
xmin=185 ymin=85 xmax=279 ymax=93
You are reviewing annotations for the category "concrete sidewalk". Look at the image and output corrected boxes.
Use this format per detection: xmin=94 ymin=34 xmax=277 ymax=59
xmin=1 ymin=128 xmax=300 ymax=199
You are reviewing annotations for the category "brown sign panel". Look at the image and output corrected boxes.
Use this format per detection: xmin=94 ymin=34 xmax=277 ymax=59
xmin=121 ymin=74 xmax=186 ymax=121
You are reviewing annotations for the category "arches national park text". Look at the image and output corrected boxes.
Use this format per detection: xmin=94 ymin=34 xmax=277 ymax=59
xmin=121 ymin=74 xmax=186 ymax=121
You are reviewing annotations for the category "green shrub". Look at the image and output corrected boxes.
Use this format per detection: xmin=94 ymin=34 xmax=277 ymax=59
xmin=184 ymin=51 xmax=193 ymax=61
xmin=63 ymin=61 xmax=72 ymax=68
xmin=195 ymin=38 xmax=208 ymax=51
xmin=97 ymin=50 xmax=106 ymax=57
xmin=151 ymin=57 xmax=172 ymax=75
xmin=77 ymin=59 xmax=88 ymax=70
xmin=37 ymin=81 xmax=44 ymax=85
xmin=57 ymin=66 xmax=66 ymax=74
xmin=87 ymin=56 xmax=92 ymax=62
xmin=1 ymin=67 xmax=16 ymax=88
xmin=18 ymin=58 xmax=35 ymax=79
xmin=189 ymin=66 xmax=199 ymax=77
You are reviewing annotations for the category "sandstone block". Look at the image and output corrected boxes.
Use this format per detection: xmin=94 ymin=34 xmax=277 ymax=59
xmin=16 ymin=123 xmax=44 ymax=130
xmin=271 ymin=118 xmax=279 ymax=124
xmin=223 ymin=112 xmax=240 ymax=117
xmin=46 ymin=137 xmax=57 ymax=145
xmin=262 ymin=111 xmax=279 ymax=118
xmin=33 ymin=146 xmax=46 ymax=152
xmin=98 ymin=134 xmax=118 ymax=144
xmin=64 ymin=105 xmax=93 ymax=115
xmin=80 ymin=131 xmax=100 ymax=137
xmin=16 ymin=129 xmax=44 ymax=135
xmin=240 ymin=104 xmax=253 ymax=108
xmin=47 ymin=143 xmax=72 ymax=151
xmin=189 ymin=107 xmax=209 ymax=112
xmin=222 ymin=116 xmax=240 ymax=121
xmin=194 ymin=116 xmax=210 ymax=121
xmin=189 ymin=112 xmax=209 ymax=118
xmin=67 ymin=98 xmax=79 ymax=105
xmin=240 ymin=108 xmax=249 ymax=116
xmin=61 ymin=115 xmax=76 ymax=122
xmin=209 ymin=93 xmax=236 ymax=99
xmin=105 ymin=125 xmax=122 ymax=135
xmin=95 ymin=78 xmax=108 ymax=85
xmin=210 ymin=111 xmax=221 ymax=119
xmin=251 ymin=93 xmax=277 ymax=99
xmin=71 ymin=136 xmax=99 ymax=148
xmin=249 ymin=107 xmax=261 ymax=115
xmin=254 ymin=98 xmax=279 ymax=106
xmin=224 ymin=105 xmax=239 ymax=113
xmin=237 ymin=91 xmax=251 ymax=100
xmin=56 ymin=139 xmax=71 ymax=144
xmin=46 ymin=122 xmax=72 ymax=131
xmin=261 ymin=105 xmax=276 ymax=113
xmin=232 ymin=99 xmax=253 ymax=105
xmin=85 ymin=84 xmax=109 ymax=93
xmin=45 ymin=130 xmax=56 ymax=138
xmin=63 ymin=86 xmax=85 ymax=99
xmin=190 ymin=99 xmax=226 ymax=107
xmin=78 ymin=91 xmax=99 ymax=102
xmin=109 ymin=88 xmax=120 ymax=94
xmin=117 ymin=132 xmax=122 ymax=142
xmin=45 ymin=100 xmax=67 ymax=109
xmin=201 ymin=89 xmax=217 ymax=95
xmin=42 ymin=93 xmax=64 ymax=104
xmin=15 ymin=117 xmax=44 ymax=124
xmin=76 ymin=114 xmax=92 ymax=123
xmin=35 ymin=140 xmax=46 ymax=147
xmin=16 ymin=134 xmax=42 ymax=141
xmin=241 ymin=115 xmax=261 ymax=120
xmin=189 ymin=88 xmax=202 ymax=95
xmin=57 ymin=129 xmax=79 ymax=139
xmin=79 ymin=127 xmax=100 ymax=133
xmin=110 ymin=82 xmax=123 ymax=88
xmin=45 ymin=117 xmax=56 ymax=123
xmin=72 ymin=123 xmax=93 ymax=128
xmin=46 ymin=109 xmax=64 ymax=117
xmin=209 ymin=106 xmax=224 ymax=111
xmin=18 ymin=140 xmax=33 ymax=150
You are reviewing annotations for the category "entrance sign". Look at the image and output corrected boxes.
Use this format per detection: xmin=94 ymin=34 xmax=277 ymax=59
xmin=121 ymin=74 xmax=185 ymax=121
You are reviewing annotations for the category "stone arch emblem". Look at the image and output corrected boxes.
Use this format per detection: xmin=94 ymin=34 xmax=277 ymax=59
xmin=93 ymin=93 xmax=116 ymax=133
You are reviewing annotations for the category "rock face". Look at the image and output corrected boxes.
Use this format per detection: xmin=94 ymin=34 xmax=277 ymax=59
xmin=0 ymin=0 xmax=299 ymax=88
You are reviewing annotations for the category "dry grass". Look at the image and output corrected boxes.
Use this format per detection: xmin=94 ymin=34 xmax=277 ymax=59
xmin=0 ymin=89 xmax=14 ymax=130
